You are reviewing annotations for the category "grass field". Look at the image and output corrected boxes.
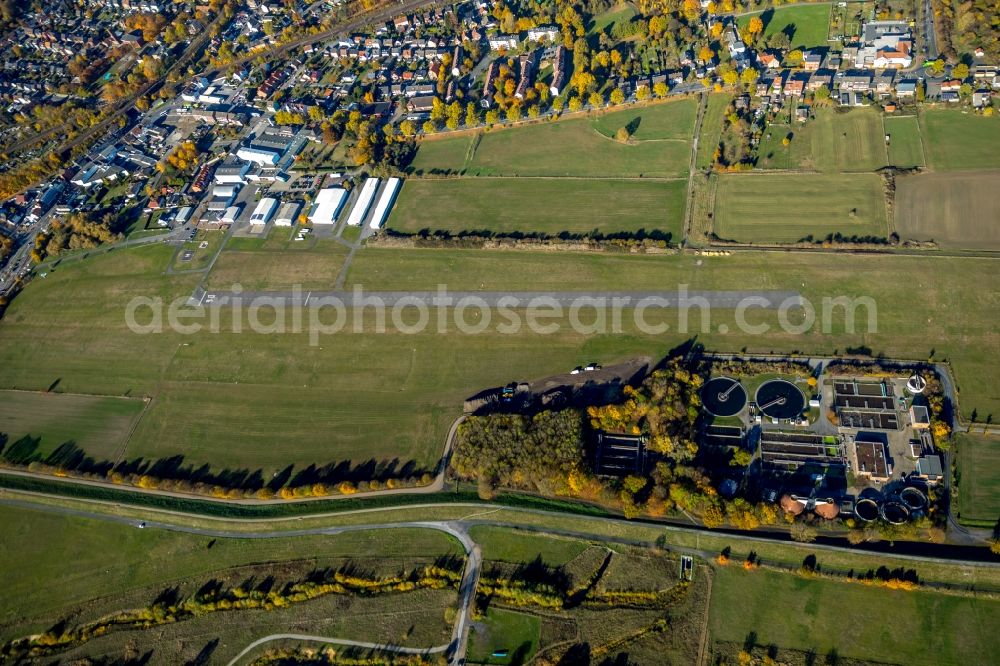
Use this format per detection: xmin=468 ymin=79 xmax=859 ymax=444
xmin=56 ymin=588 xmax=456 ymax=665
xmin=469 ymin=525 xmax=593 ymax=565
xmin=0 ymin=391 xmax=144 ymax=460
xmin=737 ymin=3 xmax=833 ymax=50
xmin=170 ymin=230 xmax=226 ymax=272
xmin=757 ymin=107 xmax=888 ymax=172
xmin=894 ymin=171 xmax=1000 ymax=250
xmin=0 ymin=241 xmax=996 ymax=478
xmin=588 ymin=3 xmax=638 ymax=35
xmin=0 ymin=503 xmax=462 ymax=641
xmin=387 ymin=177 xmax=687 ymax=238
xmin=921 ymin=109 xmax=1000 ymax=170
xmin=710 ymin=566 xmax=1000 ymax=665
xmin=468 ymin=608 xmax=541 ymax=665
xmin=713 ymin=173 xmax=887 ymax=242
xmin=591 ymin=98 xmax=698 ymax=141
xmin=206 ymin=240 xmax=351 ymax=290
xmin=409 ymin=100 xmax=694 ymax=178
xmin=885 ymin=115 xmax=926 ymax=168
xmin=344 ymin=247 xmax=998 ymax=418
xmin=954 ymin=433 xmax=1000 ymax=526
xmin=697 ymin=94 xmax=732 ymax=169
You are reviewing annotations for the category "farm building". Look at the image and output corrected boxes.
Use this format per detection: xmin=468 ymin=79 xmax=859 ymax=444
xmin=346 ymin=177 xmax=380 ymax=226
xmin=368 ymin=178 xmax=402 ymax=230
xmin=274 ymin=201 xmax=301 ymax=227
xmin=308 ymin=188 xmax=348 ymax=225
xmin=250 ymin=197 xmax=278 ymax=225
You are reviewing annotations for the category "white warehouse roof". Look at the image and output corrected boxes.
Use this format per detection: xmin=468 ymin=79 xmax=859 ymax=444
xmin=250 ymin=197 xmax=278 ymax=224
xmin=213 ymin=184 xmax=237 ymax=199
xmin=236 ymin=146 xmax=280 ymax=166
xmin=346 ymin=177 xmax=380 ymax=226
xmin=368 ymin=177 xmax=402 ymax=230
xmin=307 ymin=188 xmax=347 ymax=225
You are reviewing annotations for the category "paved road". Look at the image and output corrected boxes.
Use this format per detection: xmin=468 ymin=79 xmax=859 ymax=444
xmin=189 ymin=288 xmax=805 ymax=308
xmin=226 ymin=633 xmax=447 ymax=665
xmin=922 ymin=0 xmax=939 ymax=58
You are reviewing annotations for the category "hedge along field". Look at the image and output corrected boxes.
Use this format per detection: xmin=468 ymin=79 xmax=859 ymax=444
xmin=387 ymin=177 xmax=687 ymax=238
xmin=408 ymin=99 xmax=696 ymax=178
xmin=894 ymin=171 xmax=1000 ymax=250
xmin=736 ymin=3 xmax=834 ymax=50
xmin=710 ymin=565 xmax=1000 ymax=665
xmin=921 ymin=108 xmax=1000 ymax=170
xmin=756 ymin=107 xmax=889 ymax=172
xmin=712 ymin=173 xmax=887 ymax=242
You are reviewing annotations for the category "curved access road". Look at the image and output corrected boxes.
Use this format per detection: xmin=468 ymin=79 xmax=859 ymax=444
xmin=226 ymin=634 xmax=448 ymax=666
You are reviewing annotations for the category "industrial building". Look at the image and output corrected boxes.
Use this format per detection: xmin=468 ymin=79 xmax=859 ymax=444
xmin=215 ymin=158 xmax=250 ymax=184
xmin=274 ymin=201 xmax=301 ymax=227
xmin=346 ymin=177 xmax=380 ymax=226
xmin=367 ymin=177 xmax=401 ymax=229
xmin=250 ymin=197 xmax=278 ymax=225
xmin=307 ymin=188 xmax=348 ymax=225
xmin=207 ymin=184 xmax=238 ymax=211
xmin=236 ymin=147 xmax=280 ymax=166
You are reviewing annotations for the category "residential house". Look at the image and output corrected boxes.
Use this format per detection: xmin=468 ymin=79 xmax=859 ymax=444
xmin=757 ymin=53 xmax=781 ymax=69
xmin=488 ymin=34 xmax=518 ymax=51
xmin=802 ymin=51 xmax=822 ymax=71
xmin=895 ymin=80 xmax=917 ymax=98
xmin=840 ymin=73 xmax=872 ymax=92
xmin=550 ymin=46 xmax=566 ymax=97
xmin=526 ymin=25 xmax=559 ymax=43
xmin=481 ymin=59 xmax=499 ymax=108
